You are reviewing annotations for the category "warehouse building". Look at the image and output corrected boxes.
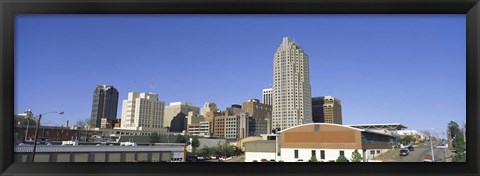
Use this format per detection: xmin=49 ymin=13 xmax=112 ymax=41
xmin=14 ymin=143 xmax=185 ymax=162
xmin=245 ymin=123 xmax=395 ymax=162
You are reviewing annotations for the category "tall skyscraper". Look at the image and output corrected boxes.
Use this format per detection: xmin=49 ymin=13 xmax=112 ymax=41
xmin=163 ymin=102 xmax=200 ymax=130
xmin=90 ymin=85 xmax=119 ymax=128
xmin=272 ymin=37 xmax=312 ymax=130
xmin=262 ymin=88 xmax=273 ymax=105
xmin=312 ymin=96 xmax=342 ymax=124
xmin=120 ymin=92 xmax=165 ymax=131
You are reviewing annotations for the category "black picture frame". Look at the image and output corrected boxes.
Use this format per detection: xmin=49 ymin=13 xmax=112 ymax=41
xmin=1 ymin=0 xmax=479 ymax=176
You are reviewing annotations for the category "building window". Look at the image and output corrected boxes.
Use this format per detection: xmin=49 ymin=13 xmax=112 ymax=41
xmin=340 ymin=151 xmax=345 ymax=156
xmin=294 ymin=150 xmax=299 ymax=159
xmin=377 ymin=150 xmax=381 ymax=154
xmin=311 ymin=150 xmax=316 ymax=157
xmin=370 ymin=150 xmax=375 ymax=155
xmin=320 ymin=150 xmax=325 ymax=159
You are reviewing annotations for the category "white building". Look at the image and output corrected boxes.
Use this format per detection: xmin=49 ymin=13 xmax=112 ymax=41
xmin=163 ymin=102 xmax=200 ymax=129
xmin=262 ymin=88 xmax=272 ymax=106
xmin=272 ymin=37 xmax=313 ymax=131
xmin=120 ymin=92 xmax=165 ymax=131
xmin=245 ymin=123 xmax=395 ymax=162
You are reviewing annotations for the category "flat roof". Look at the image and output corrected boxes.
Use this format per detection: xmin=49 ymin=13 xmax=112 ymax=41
xmin=244 ymin=140 xmax=276 ymax=144
xmin=15 ymin=144 xmax=185 ymax=153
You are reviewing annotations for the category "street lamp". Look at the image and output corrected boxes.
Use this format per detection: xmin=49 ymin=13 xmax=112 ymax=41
xmin=31 ymin=111 xmax=64 ymax=162
xmin=443 ymin=131 xmax=448 ymax=162
xmin=429 ymin=128 xmax=435 ymax=162
xmin=24 ymin=109 xmax=33 ymax=142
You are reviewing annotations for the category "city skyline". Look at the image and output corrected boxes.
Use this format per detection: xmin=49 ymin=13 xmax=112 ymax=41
xmin=15 ymin=14 xmax=466 ymax=132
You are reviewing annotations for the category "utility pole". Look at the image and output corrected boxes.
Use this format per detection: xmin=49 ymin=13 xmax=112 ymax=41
xmin=429 ymin=129 xmax=435 ymax=162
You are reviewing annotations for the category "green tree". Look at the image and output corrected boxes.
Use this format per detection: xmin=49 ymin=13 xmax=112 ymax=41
xmin=14 ymin=115 xmax=37 ymax=126
xmin=448 ymin=121 xmax=460 ymax=139
xmin=351 ymin=149 xmax=363 ymax=162
xmin=452 ymin=152 xmax=466 ymax=162
xmin=447 ymin=121 xmax=466 ymax=162
xmin=191 ymin=137 xmax=200 ymax=153
xmin=336 ymin=155 xmax=349 ymax=162
xmin=309 ymin=156 xmax=318 ymax=162
xmin=149 ymin=132 xmax=161 ymax=143
xmin=175 ymin=135 xmax=187 ymax=143
xmin=397 ymin=135 xmax=415 ymax=145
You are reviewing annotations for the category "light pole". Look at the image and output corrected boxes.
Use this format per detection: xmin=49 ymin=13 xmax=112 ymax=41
xmin=31 ymin=111 xmax=64 ymax=162
xmin=429 ymin=128 xmax=435 ymax=162
xmin=443 ymin=131 xmax=448 ymax=162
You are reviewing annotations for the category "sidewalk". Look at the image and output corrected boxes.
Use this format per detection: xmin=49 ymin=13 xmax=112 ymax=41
xmin=446 ymin=149 xmax=454 ymax=162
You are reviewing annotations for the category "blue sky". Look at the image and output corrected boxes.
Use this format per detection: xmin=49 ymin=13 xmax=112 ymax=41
xmin=15 ymin=14 xmax=466 ymax=133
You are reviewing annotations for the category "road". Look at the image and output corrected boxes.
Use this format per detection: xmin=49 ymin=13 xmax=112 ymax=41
xmin=224 ymin=155 xmax=245 ymax=162
xmin=394 ymin=141 xmax=448 ymax=162
xmin=196 ymin=155 xmax=245 ymax=162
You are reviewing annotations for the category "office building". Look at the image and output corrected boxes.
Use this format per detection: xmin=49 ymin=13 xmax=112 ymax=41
xmin=226 ymin=104 xmax=243 ymax=115
xmin=163 ymin=102 xmax=200 ymax=129
xmin=262 ymin=88 xmax=273 ymax=105
xmin=242 ymin=99 xmax=272 ymax=136
xmin=203 ymin=110 xmax=222 ymax=136
xmin=201 ymin=102 xmax=218 ymax=116
xmin=312 ymin=97 xmax=325 ymax=123
xmin=272 ymin=37 xmax=313 ymax=131
xmin=213 ymin=112 xmax=249 ymax=139
xmin=312 ymin=96 xmax=342 ymax=124
xmin=120 ymin=92 xmax=165 ymax=131
xmin=90 ymin=85 xmax=119 ymax=128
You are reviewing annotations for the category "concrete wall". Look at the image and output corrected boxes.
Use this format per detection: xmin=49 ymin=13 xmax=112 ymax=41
xmin=15 ymin=151 xmax=177 ymax=162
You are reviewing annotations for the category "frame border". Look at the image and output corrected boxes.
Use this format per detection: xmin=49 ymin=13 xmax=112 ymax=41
xmin=1 ymin=0 xmax=479 ymax=176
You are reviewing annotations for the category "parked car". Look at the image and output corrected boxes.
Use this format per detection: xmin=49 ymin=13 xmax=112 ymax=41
xmin=423 ymin=154 xmax=433 ymax=162
xmin=252 ymin=160 xmax=258 ymax=162
xmin=260 ymin=159 xmax=268 ymax=162
xmin=297 ymin=159 xmax=305 ymax=162
xmin=210 ymin=156 xmax=217 ymax=160
xmin=269 ymin=159 xmax=276 ymax=162
xmin=399 ymin=149 xmax=409 ymax=156
xmin=407 ymin=145 xmax=414 ymax=151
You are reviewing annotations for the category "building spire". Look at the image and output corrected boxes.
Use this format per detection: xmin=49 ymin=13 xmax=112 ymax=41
xmin=282 ymin=36 xmax=293 ymax=50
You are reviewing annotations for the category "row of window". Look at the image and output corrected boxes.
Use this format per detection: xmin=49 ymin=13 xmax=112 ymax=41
xmin=294 ymin=150 xmax=339 ymax=160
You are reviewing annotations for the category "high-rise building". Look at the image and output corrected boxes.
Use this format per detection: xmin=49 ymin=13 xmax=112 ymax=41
xmin=312 ymin=96 xmax=325 ymax=123
xmin=242 ymin=99 xmax=272 ymax=136
xmin=262 ymin=88 xmax=273 ymax=105
xmin=203 ymin=109 xmax=222 ymax=136
xmin=201 ymin=102 xmax=218 ymax=116
xmin=163 ymin=102 xmax=200 ymax=129
xmin=312 ymin=96 xmax=342 ymax=124
xmin=120 ymin=92 xmax=165 ymax=131
xmin=90 ymin=85 xmax=119 ymax=128
xmin=213 ymin=112 xmax=249 ymax=139
xmin=272 ymin=37 xmax=312 ymax=130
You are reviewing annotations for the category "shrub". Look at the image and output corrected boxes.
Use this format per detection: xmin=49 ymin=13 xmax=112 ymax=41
xmin=336 ymin=155 xmax=349 ymax=162
xmin=351 ymin=149 xmax=363 ymax=162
